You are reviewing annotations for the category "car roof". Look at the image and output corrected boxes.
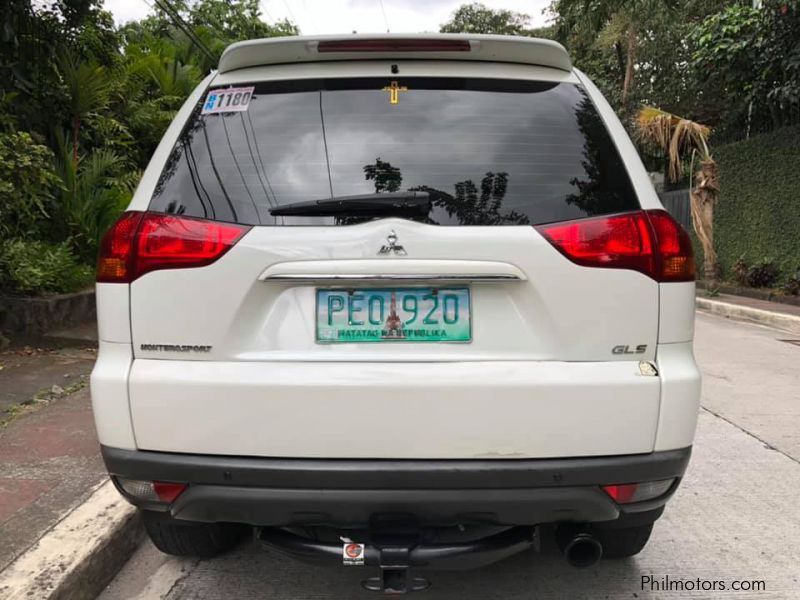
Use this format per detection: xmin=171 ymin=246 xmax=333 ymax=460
xmin=218 ymin=33 xmax=572 ymax=74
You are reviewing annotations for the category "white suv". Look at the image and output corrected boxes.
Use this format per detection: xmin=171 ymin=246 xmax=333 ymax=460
xmin=91 ymin=34 xmax=700 ymax=593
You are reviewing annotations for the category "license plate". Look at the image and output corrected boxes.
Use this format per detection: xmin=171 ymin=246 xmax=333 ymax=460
xmin=316 ymin=288 xmax=471 ymax=343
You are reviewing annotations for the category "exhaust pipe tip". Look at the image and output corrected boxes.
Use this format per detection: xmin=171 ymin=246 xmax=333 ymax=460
xmin=557 ymin=529 xmax=603 ymax=568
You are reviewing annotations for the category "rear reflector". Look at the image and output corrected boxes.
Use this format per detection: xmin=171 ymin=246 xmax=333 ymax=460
xmin=535 ymin=210 xmax=695 ymax=282
xmin=116 ymin=478 xmax=188 ymax=504
xmin=97 ymin=212 xmax=250 ymax=283
xmin=153 ymin=482 xmax=189 ymax=503
xmin=602 ymin=478 xmax=675 ymax=504
xmin=317 ymin=39 xmax=472 ymax=53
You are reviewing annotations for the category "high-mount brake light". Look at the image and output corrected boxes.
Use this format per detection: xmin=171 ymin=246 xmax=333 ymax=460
xmin=317 ymin=39 xmax=472 ymax=53
xmin=96 ymin=212 xmax=250 ymax=283
xmin=535 ymin=210 xmax=695 ymax=282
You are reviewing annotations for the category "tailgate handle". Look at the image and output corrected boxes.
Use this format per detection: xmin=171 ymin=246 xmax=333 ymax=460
xmin=259 ymin=259 xmax=525 ymax=282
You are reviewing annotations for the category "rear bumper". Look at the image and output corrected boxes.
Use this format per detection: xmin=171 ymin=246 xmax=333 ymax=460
xmin=102 ymin=445 xmax=690 ymax=527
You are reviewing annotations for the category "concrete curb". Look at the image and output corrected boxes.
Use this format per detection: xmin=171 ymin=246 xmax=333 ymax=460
xmin=0 ymin=481 xmax=142 ymax=600
xmin=696 ymin=297 xmax=800 ymax=334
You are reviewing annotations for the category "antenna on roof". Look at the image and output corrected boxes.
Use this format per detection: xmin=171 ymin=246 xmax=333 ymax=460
xmin=378 ymin=0 xmax=391 ymax=33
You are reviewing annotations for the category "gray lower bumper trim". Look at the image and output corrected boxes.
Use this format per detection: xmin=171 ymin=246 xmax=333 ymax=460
xmin=101 ymin=446 xmax=690 ymax=527
xmin=101 ymin=446 xmax=691 ymax=490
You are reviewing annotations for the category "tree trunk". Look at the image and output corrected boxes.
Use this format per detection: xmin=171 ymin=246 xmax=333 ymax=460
xmin=614 ymin=41 xmax=625 ymax=82
xmin=72 ymin=116 xmax=80 ymax=166
xmin=690 ymin=159 xmax=719 ymax=283
xmin=622 ymin=28 xmax=637 ymax=106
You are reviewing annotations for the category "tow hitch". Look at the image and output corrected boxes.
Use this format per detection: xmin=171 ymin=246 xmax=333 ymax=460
xmin=259 ymin=526 xmax=537 ymax=594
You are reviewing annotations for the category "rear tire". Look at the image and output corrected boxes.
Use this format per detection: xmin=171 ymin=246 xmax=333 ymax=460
xmin=141 ymin=510 xmax=249 ymax=558
xmin=594 ymin=523 xmax=653 ymax=559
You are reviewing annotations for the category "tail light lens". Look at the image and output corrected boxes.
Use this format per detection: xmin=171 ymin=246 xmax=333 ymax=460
xmin=96 ymin=211 xmax=144 ymax=283
xmin=152 ymin=482 xmax=189 ymax=503
xmin=646 ymin=210 xmax=696 ymax=281
xmin=116 ymin=477 xmax=188 ymax=504
xmin=135 ymin=213 xmax=250 ymax=278
xmin=602 ymin=479 xmax=675 ymax=504
xmin=535 ymin=210 xmax=695 ymax=282
xmin=97 ymin=212 xmax=250 ymax=283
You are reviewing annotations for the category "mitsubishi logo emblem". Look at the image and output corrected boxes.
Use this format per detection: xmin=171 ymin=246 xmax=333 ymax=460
xmin=378 ymin=230 xmax=407 ymax=256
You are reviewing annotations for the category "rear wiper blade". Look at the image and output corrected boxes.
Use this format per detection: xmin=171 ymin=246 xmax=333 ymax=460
xmin=269 ymin=192 xmax=430 ymax=217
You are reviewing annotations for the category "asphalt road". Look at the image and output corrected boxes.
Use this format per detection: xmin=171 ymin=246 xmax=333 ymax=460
xmin=99 ymin=312 xmax=800 ymax=599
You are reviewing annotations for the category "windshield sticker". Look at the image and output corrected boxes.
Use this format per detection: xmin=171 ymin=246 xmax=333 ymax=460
xmin=202 ymin=87 xmax=255 ymax=114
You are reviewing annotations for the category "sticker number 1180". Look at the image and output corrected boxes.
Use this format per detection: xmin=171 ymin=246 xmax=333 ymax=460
xmin=202 ymin=87 xmax=255 ymax=114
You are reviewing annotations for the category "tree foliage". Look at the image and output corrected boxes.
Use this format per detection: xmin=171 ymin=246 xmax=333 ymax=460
xmin=692 ymin=1 xmax=800 ymax=135
xmin=440 ymin=3 xmax=531 ymax=35
xmin=544 ymin=0 xmax=800 ymax=134
xmin=0 ymin=0 xmax=298 ymax=295
xmin=0 ymin=132 xmax=61 ymax=239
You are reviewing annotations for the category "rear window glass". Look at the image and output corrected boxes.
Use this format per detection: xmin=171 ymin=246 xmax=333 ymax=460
xmin=150 ymin=78 xmax=638 ymax=226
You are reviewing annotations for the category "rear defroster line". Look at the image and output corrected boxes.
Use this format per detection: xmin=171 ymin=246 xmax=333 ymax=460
xmin=221 ymin=115 xmax=260 ymax=220
xmin=318 ymin=91 xmax=335 ymax=201
xmin=201 ymin=120 xmax=238 ymax=222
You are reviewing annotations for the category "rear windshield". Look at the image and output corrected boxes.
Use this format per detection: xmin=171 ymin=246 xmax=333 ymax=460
xmin=150 ymin=78 xmax=638 ymax=226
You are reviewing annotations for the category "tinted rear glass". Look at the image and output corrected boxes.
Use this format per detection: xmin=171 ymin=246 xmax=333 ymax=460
xmin=150 ymin=78 xmax=638 ymax=226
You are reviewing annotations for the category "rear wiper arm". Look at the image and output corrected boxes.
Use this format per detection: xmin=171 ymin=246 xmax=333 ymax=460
xmin=269 ymin=192 xmax=430 ymax=217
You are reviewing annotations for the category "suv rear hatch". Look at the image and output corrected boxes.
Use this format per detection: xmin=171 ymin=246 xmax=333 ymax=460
xmin=114 ymin=69 xmax=691 ymax=459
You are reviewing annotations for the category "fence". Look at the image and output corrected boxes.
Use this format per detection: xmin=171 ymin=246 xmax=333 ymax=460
xmin=658 ymin=189 xmax=692 ymax=231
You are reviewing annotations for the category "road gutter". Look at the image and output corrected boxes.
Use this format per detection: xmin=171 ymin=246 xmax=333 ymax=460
xmin=0 ymin=481 xmax=142 ymax=600
xmin=696 ymin=297 xmax=800 ymax=334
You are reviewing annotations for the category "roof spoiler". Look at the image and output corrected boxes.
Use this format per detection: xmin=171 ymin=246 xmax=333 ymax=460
xmin=218 ymin=34 xmax=572 ymax=74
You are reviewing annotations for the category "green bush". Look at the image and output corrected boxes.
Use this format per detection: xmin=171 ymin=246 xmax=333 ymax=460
xmin=732 ymin=255 xmax=749 ymax=286
xmin=746 ymin=258 xmax=780 ymax=288
xmin=0 ymin=240 xmax=93 ymax=296
xmin=0 ymin=132 xmax=62 ymax=239
xmin=710 ymin=126 xmax=800 ymax=283
xmin=784 ymin=270 xmax=800 ymax=296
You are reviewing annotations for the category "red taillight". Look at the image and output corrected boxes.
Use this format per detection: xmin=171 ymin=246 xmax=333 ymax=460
xmin=535 ymin=210 xmax=695 ymax=282
xmin=153 ymin=481 xmax=188 ymax=503
xmin=135 ymin=213 xmax=249 ymax=279
xmin=96 ymin=211 xmax=144 ymax=283
xmin=646 ymin=210 xmax=696 ymax=281
xmin=601 ymin=483 xmax=639 ymax=503
xmin=602 ymin=479 xmax=675 ymax=504
xmin=96 ymin=212 xmax=250 ymax=283
xmin=116 ymin=478 xmax=187 ymax=503
xmin=317 ymin=39 xmax=472 ymax=53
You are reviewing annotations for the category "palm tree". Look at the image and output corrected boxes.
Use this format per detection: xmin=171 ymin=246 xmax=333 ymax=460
xmin=53 ymin=130 xmax=135 ymax=260
xmin=57 ymin=52 xmax=113 ymax=165
xmin=636 ymin=106 xmax=719 ymax=282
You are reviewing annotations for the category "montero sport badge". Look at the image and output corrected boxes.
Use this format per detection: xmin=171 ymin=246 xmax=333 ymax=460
xmin=140 ymin=344 xmax=212 ymax=352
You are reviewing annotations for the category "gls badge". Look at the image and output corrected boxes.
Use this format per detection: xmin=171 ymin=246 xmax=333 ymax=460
xmin=612 ymin=344 xmax=647 ymax=355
